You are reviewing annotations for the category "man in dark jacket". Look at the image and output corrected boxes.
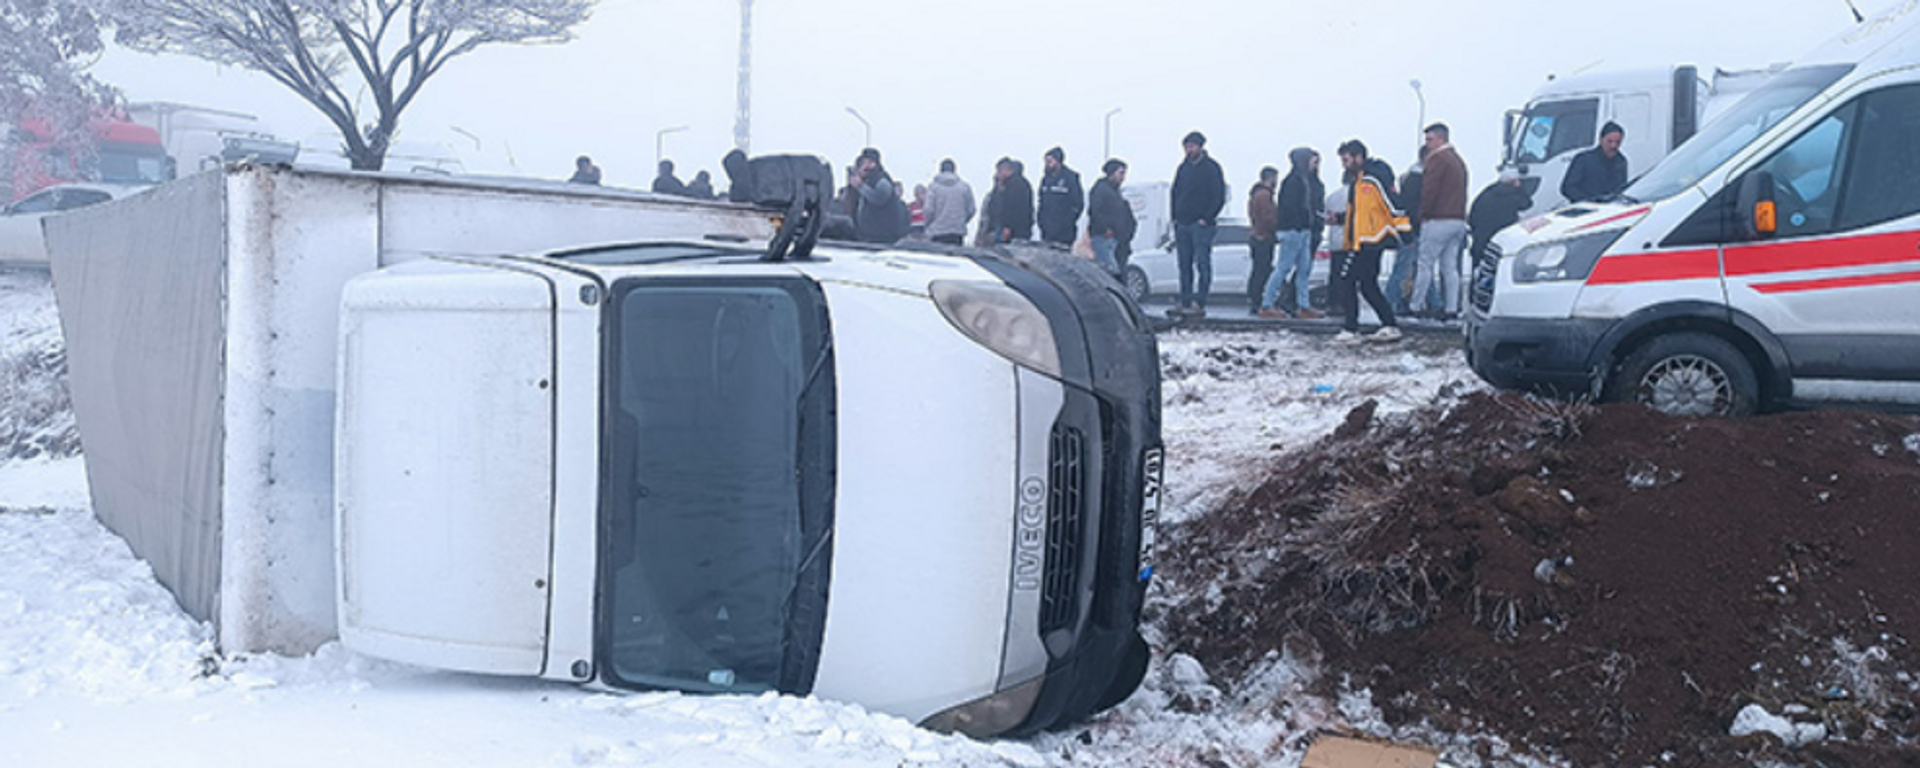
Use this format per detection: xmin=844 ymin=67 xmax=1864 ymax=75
xmin=1036 ymin=147 xmax=1084 ymax=247
xmin=852 ymin=148 xmax=909 ymax=244
xmin=1561 ymin=121 xmax=1629 ymax=203
xmin=652 ymin=160 xmax=687 ymax=196
xmin=687 ymin=170 xmax=717 ymax=199
xmin=1170 ymin=131 xmax=1226 ymax=317
xmin=1087 ymin=159 xmax=1136 ymax=277
xmin=1245 ymin=166 xmax=1279 ymax=314
xmin=1469 ymin=168 xmax=1534 ymax=269
xmin=990 ymin=157 xmax=1035 ymax=243
xmin=1259 ymin=148 xmax=1325 ymax=318
xmin=569 ymin=155 xmax=602 ymax=185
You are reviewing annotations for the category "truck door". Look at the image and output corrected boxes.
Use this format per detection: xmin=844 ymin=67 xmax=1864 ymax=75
xmin=1721 ymin=83 xmax=1920 ymax=394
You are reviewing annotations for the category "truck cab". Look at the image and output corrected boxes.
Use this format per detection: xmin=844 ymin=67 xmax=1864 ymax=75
xmin=333 ymin=231 xmax=1162 ymax=737
xmin=1503 ymin=65 xmax=1780 ymax=217
xmin=1469 ymin=6 xmax=1920 ymax=415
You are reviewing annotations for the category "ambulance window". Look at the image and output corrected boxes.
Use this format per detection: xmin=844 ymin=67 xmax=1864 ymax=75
xmin=1748 ymin=103 xmax=1856 ymax=238
xmin=1834 ymin=84 xmax=1920 ymax=232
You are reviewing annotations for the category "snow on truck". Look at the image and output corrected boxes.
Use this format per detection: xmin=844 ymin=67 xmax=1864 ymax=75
xmin=1502 ymin=63 xmax=1781 ymax=217
xmin=45 ymin=160 xmax=1161 ymax=737
xmin=1468 ymin=4 xmax=1920 ymax=416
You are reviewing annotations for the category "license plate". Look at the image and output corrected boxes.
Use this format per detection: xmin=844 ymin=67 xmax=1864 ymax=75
xmin=1138 ymin=447 xmax=1164 ymax=582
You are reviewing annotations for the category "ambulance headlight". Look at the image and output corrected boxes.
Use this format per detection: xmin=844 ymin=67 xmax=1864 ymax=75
xmin=1511 ymin=230 xmax=1626 ymax=284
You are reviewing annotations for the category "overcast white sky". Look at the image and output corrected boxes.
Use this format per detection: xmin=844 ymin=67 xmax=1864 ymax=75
xmin=93 ymin=0 xmax=1891 ymax=196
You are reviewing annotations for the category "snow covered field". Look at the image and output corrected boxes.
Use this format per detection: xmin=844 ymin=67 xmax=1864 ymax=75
xmin=0 ymin=271 xmax=1485 ymax=767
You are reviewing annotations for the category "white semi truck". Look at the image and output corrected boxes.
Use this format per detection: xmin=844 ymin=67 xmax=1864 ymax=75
xmin=1502 ymin=64 xmax=1782 ymax=217
xmin=126 ymin=101 xmax=301 ymax=174
xmin=44 ymin=160 xmax=1161 ymax=738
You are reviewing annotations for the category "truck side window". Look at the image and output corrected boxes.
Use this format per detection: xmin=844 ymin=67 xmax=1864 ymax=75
xmin=1834 ymin=84 xmax=1920 ymax=232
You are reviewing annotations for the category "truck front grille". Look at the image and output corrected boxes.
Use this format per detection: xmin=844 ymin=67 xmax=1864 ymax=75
xmin=1471 ymin=243 xmax=1501 ymax=313
xmin=1041 ymin=425 xmax=1086 ymax=633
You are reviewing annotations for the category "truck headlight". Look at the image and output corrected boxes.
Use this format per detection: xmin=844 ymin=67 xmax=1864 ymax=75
xmin=919 ymin=676 xmax=1045 ymax=738
xmin=1510 ymin=229 xmax=1626 ymax=284
xmin=931 ymin=280 xmax=1063 ymax=378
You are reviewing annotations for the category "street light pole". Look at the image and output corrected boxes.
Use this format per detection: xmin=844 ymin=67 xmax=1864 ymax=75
xmin=1409 ymin=79 xmax=1427 ymax=142
xmin=655 ymin=125 xmax=689 ymax=166
xmin=1104 ymin=107 xmax=1123 ymax=160
xmin=844 ymin=107 xmax=871 ymax=149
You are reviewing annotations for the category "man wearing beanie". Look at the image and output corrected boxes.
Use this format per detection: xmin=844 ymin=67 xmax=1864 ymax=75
xmin=1170 ymin=131 xmax=1226 ymax=317
xmin=1036 ymin=146 xmax=1084 ymax=247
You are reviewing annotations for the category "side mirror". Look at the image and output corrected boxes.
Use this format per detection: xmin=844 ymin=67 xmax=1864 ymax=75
xmin=1736 ymin=171 xmax=1777 ymax=240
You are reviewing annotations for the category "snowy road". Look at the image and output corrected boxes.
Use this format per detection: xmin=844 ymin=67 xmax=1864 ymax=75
xmin=0 ymin=270 xmax=1484 ymax=767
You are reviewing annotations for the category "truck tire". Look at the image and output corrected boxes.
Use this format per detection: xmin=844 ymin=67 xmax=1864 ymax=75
xmin=1608 ymin=332 xmax=1759 ymax=417
xmin=1123 ymin=266 xmax=1150 ymax=303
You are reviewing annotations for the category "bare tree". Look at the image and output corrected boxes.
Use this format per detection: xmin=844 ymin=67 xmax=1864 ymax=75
xmin=108 ymin=0 xmax=593 ymax=170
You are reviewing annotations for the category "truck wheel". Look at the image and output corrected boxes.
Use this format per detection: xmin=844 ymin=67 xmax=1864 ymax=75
xmin=1123 ymin=266 xmax=1150 ymax=303
xmin=1609 ymin=333 xmax=1758 ymax=417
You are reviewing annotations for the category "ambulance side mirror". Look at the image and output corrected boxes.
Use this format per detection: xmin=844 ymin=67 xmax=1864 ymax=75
xmin=1736 ymin=171 xmax=1778 ymax=240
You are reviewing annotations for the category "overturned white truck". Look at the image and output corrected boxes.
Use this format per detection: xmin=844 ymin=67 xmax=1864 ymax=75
xmin=46 ymin=163 xmax=1162 ymax=737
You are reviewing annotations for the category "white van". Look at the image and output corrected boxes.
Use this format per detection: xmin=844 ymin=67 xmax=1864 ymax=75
xmin=1467 ymin=5 xmax=1920 ymax=416
xmin=334 ymin=230 xmax=1163 ymax=737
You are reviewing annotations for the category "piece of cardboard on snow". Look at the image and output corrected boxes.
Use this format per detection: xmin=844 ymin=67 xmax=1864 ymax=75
xmin=1300 ymin=734 xmax=1439 ymax=768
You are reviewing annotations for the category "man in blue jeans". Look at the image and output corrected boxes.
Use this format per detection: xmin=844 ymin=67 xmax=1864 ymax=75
xmin=1259 ymin=148 xmax=1326 ymax=319
xmin=1170 ymin=131 xmax=1226 ymax=317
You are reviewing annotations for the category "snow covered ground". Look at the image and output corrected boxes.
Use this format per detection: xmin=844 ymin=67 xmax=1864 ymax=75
xmin=0 ymin=271 xmax=1486 ymax=767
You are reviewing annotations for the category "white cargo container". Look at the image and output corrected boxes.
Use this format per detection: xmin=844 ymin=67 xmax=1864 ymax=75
xmin=44 ymin=166 xmax=774 ymax=654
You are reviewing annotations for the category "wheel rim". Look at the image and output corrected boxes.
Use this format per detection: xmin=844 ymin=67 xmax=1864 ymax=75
xmin=1125 ymin=269 xmax=1148 ymax=301
xmin=1637 ymin=354 xmax=1732 ymax=416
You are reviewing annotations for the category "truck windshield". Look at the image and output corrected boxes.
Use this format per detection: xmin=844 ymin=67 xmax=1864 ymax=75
xmin=599 ymin=277 xmax=835 ymax=696
xmin=1624 ymin=64 xmax=1854 ymax=202
xmin=95 ymin=142 xmax=172 ymax=185
xmin=1509 ymin=98 xmax=1599 ymax=165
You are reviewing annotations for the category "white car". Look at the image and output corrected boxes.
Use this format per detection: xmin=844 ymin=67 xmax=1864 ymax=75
xmin=1123 ymin=220 xmax=1399 ymax=312
xmin=334 ymin=235 xmax=1162 ymax=738
xmin=0 ymin=184 xmax=142 ymax=269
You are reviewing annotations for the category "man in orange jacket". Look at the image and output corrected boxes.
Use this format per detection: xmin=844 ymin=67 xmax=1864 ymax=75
xmin=1333 ymin=140 xmax=1407 ymax=344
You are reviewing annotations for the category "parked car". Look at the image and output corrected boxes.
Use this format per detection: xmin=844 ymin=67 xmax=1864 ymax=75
xmin=1468 ymin=3 xmax=1920 ymax=416
xmin=1123 ymin=220 xmax=1401 ymax=312
xmin=0 ymin=183 xmax=139 ymax=269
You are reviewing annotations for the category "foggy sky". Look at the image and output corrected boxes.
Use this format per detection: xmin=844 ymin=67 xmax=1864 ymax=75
xmin=93 ymin=0 xmax=1888 ymax=200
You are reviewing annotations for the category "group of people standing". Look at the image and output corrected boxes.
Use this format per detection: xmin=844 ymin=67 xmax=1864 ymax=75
xmin=836 ymin=146 xmax=1142 ymax=282
xmin=1230 ymin=123 xmax=1548 ymax=344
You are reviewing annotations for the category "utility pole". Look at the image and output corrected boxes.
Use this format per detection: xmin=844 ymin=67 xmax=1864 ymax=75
xmin=734 ymin=0 xmax=753 ymax=153
xmin=845 ymin=107 xmax=871 ymax=149
xmin=1104 ymin=107 xmax=1123 ymax=160
xmin=656 ymin=125 xmax=689 ymax=166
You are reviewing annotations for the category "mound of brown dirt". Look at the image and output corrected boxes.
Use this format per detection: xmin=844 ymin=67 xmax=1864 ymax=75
xmin=1162 ymin=393 xmax=1920 ymax=766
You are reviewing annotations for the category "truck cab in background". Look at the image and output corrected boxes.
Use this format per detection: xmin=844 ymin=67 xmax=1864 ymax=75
xmin=6 ymin=115 xmax=170 ymax=203
xmin=126 ymin=102 xmax=300 ymax=174
xmin=1502 ymin=64 xmax=1781 ymax=217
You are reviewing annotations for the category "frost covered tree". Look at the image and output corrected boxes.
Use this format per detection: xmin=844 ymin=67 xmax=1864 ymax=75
xmin=1 ymin=0 xmax=113 ymax=135
xmin=107 ymin=0 xmax=593 ymax=170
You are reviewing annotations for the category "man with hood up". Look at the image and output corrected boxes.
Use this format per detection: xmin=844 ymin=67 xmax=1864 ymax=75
xmin=1259 ymin=148 xmax=1327 ymax=319
xmin=1036 ymin=146 xmax=1085 ymax=246
xmin=989 ymin=157 xmax=1035 ymax=243
xmin=923 ymin=158 xmax=976 ymax=245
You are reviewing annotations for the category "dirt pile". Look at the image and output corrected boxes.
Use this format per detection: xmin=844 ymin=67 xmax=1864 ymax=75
xmin=1162 ymin=393 xmax=1920 ymax=766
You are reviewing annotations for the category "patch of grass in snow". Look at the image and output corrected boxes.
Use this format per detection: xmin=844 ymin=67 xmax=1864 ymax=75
xmin=0 ymin=340 xmax=77 ymax=461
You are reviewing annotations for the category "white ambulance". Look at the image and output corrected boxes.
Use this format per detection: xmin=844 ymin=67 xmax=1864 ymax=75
xmin=1467 ymin=4 xmax=1920 ymax=416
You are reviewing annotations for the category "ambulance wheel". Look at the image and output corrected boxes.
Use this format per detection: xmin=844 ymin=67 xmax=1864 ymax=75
xmin=1609 ymin=332 xmax=1758 ymax=417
